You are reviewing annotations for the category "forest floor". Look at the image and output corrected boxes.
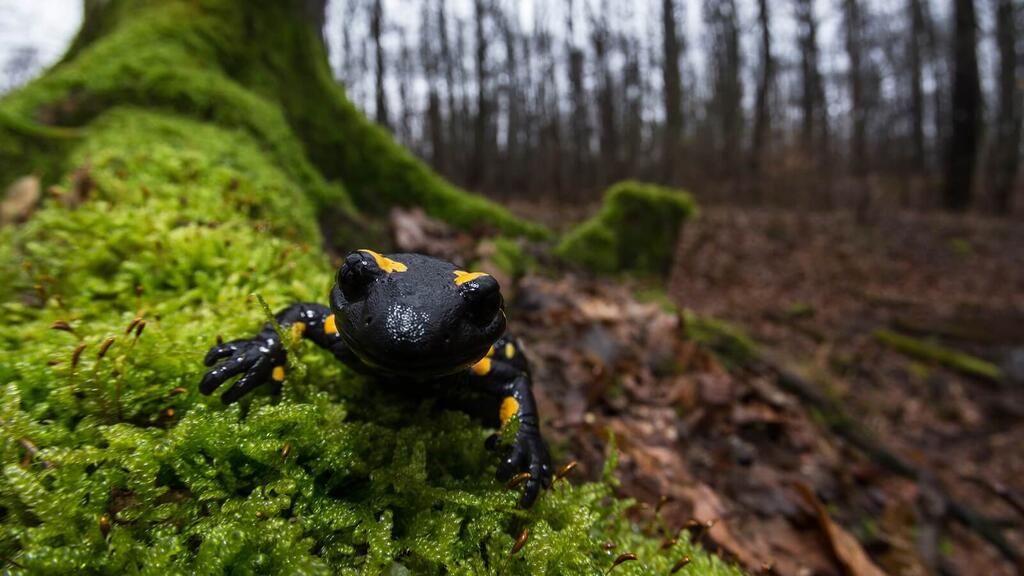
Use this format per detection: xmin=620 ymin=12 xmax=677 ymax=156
xmin=382 ymin=204 xmax=1024 ymax=576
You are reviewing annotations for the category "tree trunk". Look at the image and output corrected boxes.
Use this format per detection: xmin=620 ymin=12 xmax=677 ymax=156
xmin=908 ymin=0 xmax=927 ymax=172
xmin=944 ymin=0 xmax=981 ymax=212
xmin=370 ymin=0 xmax=389 ymax=129
xmin=661 ymin=0 xmax=684 ymax=185
xmin=436 ymin=0 xmax=461 ymax=182
xmin=989 ymin=0 xmax=1020 ymax=214
xmin=591 ymin=2 xmax=619 ymax=188
xmin=843 ymin=0 xmax=867 ymax=177
xmin=750 ymin=0 xmax=773 ymax=184
xmin=795 ymin=0 xmax=827 ymax=157
xmin=469 ymin=0 xmax=491 ymax=191
xmin=705 ymin=0 xmax=742 ymax=180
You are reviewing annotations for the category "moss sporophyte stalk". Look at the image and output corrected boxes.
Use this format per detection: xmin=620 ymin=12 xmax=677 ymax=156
xmin=0 ymin=1 xmax=740 ymax=573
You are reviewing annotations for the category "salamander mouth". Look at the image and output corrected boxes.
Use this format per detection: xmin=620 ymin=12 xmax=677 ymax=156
xmin=341 ymin=333 xmax=494 ymax=379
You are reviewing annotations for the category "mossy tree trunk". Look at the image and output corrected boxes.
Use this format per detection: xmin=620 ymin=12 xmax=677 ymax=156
xmin=3 ymin=0 xmax=544 ymax=238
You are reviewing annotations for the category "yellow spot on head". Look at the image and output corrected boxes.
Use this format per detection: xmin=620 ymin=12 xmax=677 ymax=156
xmin=454 ymin=270 xmax=489 ymax=286
xmin=359 ymin=249 xmax=408 ymax=273
xmin=324 ymin=314 xmax=339 ymax=335
xmin=504 ymin=343 xmax=516 ymax=358
xmin=500 ymin=397 xmax=520 ymax=426
xmin=486 ymin=345 xmax=495 ymax=358
xmin=272 ymin=366 xmax=286 ymax=382
xmin=471 ymin=356 xmax=492 ymax=376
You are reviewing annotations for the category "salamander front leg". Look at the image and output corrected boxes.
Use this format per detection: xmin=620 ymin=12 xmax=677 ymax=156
xmin=470 ymin=337 xmax=552 ymax=507
xmin=199 ymin=302 xmax=345 ymax=403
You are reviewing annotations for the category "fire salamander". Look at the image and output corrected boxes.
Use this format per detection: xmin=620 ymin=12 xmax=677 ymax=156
xmin=199 ymin=249 xmax=552 ymax=506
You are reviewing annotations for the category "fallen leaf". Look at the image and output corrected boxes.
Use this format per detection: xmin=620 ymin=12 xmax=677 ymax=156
xmin=794 ymin=482 xmax=888 ymax=576
xmin=1 ymin=175 xmax=40 ymax=225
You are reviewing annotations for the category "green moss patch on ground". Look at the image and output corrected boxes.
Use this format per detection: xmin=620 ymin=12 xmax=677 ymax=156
xmin=556 ymin=180 xmax=697 ymax=277
xmin=0 ymin=108 xmax=740 ymax=574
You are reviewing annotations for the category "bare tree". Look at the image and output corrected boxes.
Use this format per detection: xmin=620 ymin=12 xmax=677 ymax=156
xmin=566 ymin=0 xmax=590 ymax=196
xmin=908 ymin=0 xmax=927 ymax=172
xmin=420 ymin=0 xmax=446 ymax=173
xmin=370 ymin=0 xmax=389 ymax=128
xmin=532 ymin=7 xmax=564 ymax=197
xmin=944 ymin=0 xmax=981 ymax=211
xmin=621 ymin=34 xmax=645 ymax=179
xmin=989 ymin=0 xmax=1021 ymax=214
xmin=842 ymin=0 xmax=867 ymax=176
xmin=497 ymin=3 xmax=527 ymax=196
xmin=795 ymin=0 xmax=828 ymax=158
xmin=661 ymin=0 xmax=684 ymax=184
xmin=590 ymin=0 xmax=620 ymax=187
xmin=396 ymin=33 xmax=415 ymax=145
xmin=704 ymin=0 xmax=743 ymax=178
xmin=751 ymin=0 xmax=774 ymax=182
xmin=469 ymin=0 xmax=492 ymax=190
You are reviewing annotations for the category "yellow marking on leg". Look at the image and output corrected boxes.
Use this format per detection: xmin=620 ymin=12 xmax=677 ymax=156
xmin=291 ymin=322 xmax=306 ymax=341
xmin=272 ymin=366 xmax=286 ymax=382
xmin=359 ymin=249 xmax=408 ymax=273
xmin=500 ymin=397 xmax=520 ymax=426
xmin=504 ymin=342 xmax=516 ymax=359
xmin=454 ymin=270 xmax=489 ymax=286
xmin=324 ymin=314 xmax=339 ymax=335
xmin=471 ymin=356 xmax=492 ymax=376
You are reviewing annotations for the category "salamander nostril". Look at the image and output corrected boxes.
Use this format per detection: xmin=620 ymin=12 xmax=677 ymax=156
xmin=463 ymin=281 xmax=503 ymax=326
xmin=337 ymin=251 xmax=381 ymax=302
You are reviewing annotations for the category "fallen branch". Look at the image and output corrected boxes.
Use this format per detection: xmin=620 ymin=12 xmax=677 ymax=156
xmin=873 ymin=329 xmax=1002 ymax=384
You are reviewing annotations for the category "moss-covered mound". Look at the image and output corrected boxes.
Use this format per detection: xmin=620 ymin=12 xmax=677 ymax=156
xmin=0 ymin=108 xmax=745 ymax=574
xmin=556 ymin=181 xmax=698 ymax=276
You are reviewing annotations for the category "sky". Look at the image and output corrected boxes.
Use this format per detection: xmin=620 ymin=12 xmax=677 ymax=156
xmin=0 ymin=0 xmax=81 ymax=90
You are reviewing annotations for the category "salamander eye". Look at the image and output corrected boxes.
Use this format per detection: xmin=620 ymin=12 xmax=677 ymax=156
xmin=461 ymin=275 xmax=503 ymax=326
xmin=337 ymin=251 xmax=382 ymax=302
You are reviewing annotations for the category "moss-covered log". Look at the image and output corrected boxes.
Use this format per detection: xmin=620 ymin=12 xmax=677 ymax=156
xmin=874 ymin=329 xmax=1003 ymax=383
xmin=556 ymin=181 xmax=697 ymax=276
xmin=0 ymin=1 xmax=737 ymax=573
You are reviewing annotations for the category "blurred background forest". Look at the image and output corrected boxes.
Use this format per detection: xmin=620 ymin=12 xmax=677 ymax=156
xmin=2 ymin=0 xmax=1022 ymax=215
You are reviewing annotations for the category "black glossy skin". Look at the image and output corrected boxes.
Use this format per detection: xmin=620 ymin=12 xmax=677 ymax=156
xmin=199 ymin=250 xmax=552 ymax=507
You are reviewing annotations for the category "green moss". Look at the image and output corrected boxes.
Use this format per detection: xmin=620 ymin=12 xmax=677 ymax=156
xmin=0 ymin=97 xmax=737 ymax=576
xmin=0 ymin=108 xmax=81 ymax=191
xmin=874 ymin=329 xmax=1002 ymax=383
xmin=485 ymin=237 xmax=536 ymax=279
xmin=635 ymin=288 xmax=681 ymax=315
xmin=682 ymin=311 xmax=758 ymax=368
xmin=556 ymin=180 xmax=697 ymax=277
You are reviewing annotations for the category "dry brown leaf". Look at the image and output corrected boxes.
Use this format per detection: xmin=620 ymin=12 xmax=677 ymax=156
xmin=794 ymin=482 xmax=888 ymax=576
xmin=684 ymin=483 xmax=772 ymax=569
xmin=576 ymin=297 xmax=622 ymax=322
xmin=1 ymin=175 xmax=40 ymax=225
